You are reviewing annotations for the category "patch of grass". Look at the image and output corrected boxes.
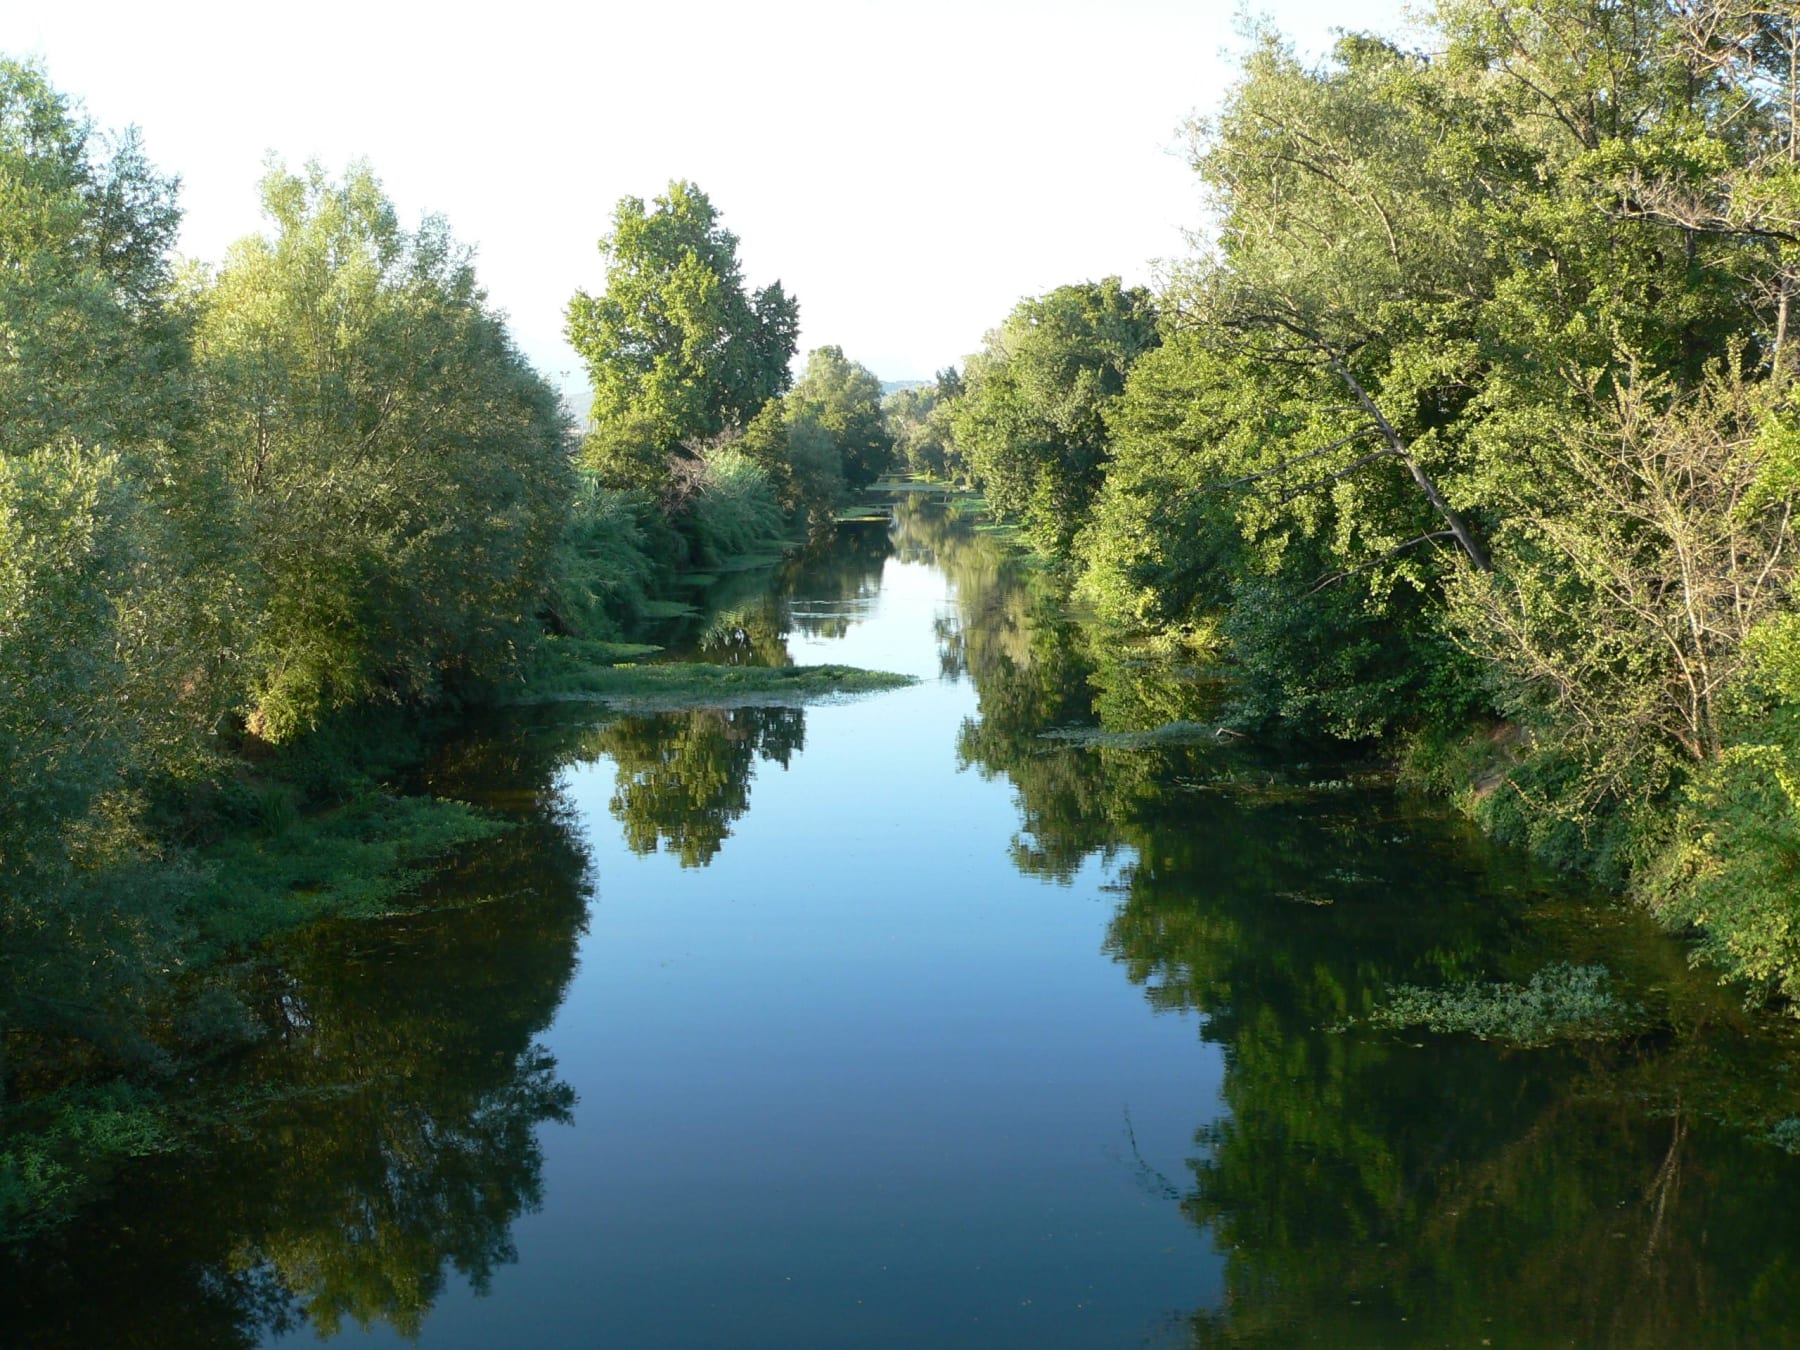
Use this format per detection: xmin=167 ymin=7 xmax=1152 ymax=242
xmin=640 ymin=599 xmax=699 ymax=620
xmin=1351 ymin=963 xmax=1647 ymax=1047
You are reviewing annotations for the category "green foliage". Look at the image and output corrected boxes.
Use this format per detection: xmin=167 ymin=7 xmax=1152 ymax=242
xmin=1451 ymin=360 xmax=1790 ymax=808
xmin=883 ymin=368 xmax=964 ymax=481
xmin=194 ymin=161 xmax=572 ymax=742
xmin=1635 ymin=706 xmax=1800 ymax=1005
xmin=786 ymin=344 xmax=893 ymax=491
xmin=953 ymin=277 xmax=1157 ymax=555
xmin=1 ymin=1083 xmax=174 ymax=1241
xmin=1011 ymin=5 xmax=1800 ymax=1000
xmin=190 ymin=791 xmax=506 ymax=950
xmin=729 ymin=345 xmax=892 ymax=531
xmin=737 ymin=398 xmax=837 ymax=528
xmin=567 ymin=181 xmax=798 ymax=485
xmin=542 ymin=476 xmax=668 ymax=641
xmin=687 ymin=444 xmax=785 ymax=565
xmin=0 ymin=58 xmax=187 ymax=460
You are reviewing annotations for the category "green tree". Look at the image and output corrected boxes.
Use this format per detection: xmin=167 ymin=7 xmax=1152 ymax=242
xmin=732 ymin=346 xmax=892 ymax=529
xmin=194 ymin=161 xmax=571 ymax=742
xmin=787 ymin=344 xmax=892 ymax=489
xmin=566 ymin=181 xmax=798 ymax=487
xmin=883 ymin=368 xmax=965 ymax=482
xmin=0 ymin=61 xmax=218 ymax=1087
xmin=952 ymin=278 xmax=1157 ymax=554
xmin=0 ymin=59 xmax=187 ymax=460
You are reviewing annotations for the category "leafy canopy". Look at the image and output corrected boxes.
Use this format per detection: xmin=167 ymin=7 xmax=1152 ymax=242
xmin=567 ymin=181 xmax=798 ymax=482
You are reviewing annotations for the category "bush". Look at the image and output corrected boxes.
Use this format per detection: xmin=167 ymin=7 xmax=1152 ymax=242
xmin=687 ymin=445 xmax=784 ymax=566
xmin=544 ymin=477 xmax=667 ymax=640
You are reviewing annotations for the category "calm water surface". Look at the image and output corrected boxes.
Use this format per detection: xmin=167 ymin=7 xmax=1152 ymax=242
xmin=13 ymin=497 xmax=1800 ymax=1348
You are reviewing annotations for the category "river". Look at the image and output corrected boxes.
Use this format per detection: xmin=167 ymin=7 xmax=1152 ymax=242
xmin=11 ymin=494 xmax=1800 ymax=1348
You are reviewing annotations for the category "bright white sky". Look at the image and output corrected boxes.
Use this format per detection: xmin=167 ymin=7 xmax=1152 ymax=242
xmin=3 ymin=0 xmax=1412 ymax=406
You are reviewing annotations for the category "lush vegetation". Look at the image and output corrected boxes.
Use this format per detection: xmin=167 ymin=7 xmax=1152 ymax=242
xmin=916 ymin=1 xmax=1800 ymax=1010
xmin=18 ymin=0 xmax=1800 ymax=1271
xmin=0 ymin=60 xmax=898 ymax=1239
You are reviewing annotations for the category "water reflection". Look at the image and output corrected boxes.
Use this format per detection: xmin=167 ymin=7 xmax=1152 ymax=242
xmin=4 ymin=724 xmax=593 ymax=1349
xmin=658 ymin=523 xmax=892 ymax=664
xmin=969 ymin=735 xmax=1800 ymax=1345
xmin=587 ymin=707 xmax=806 ymax=867
xmin=10 ymin=495 xmax=1800 ymax=1348
xmin=910 ymin=477 xmax=1800 ymax=1346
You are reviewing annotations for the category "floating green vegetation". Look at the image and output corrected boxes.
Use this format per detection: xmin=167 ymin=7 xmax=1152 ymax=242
xmin=0 ymin=1082 xmax=176 ymax=1243
xmin=514 ymin=647 xmax=914 ymax=710
xmin=1039 ymin=720 xmax=1228 ymax=749
xmin=639 ymin=599 xmax=700 ymax=620
xmin=1352 ymin=963 xmax=1647 ymax=1047
xmin=553 ymin=637 xmax=665 ymax=662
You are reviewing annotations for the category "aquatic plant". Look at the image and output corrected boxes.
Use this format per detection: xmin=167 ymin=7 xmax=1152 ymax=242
xmin=1354 ymin=963 xmax=1645 ymax=1047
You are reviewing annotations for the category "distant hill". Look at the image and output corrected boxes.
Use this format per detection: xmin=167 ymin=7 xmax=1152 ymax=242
xmin=880 ymin=379 xmax=928 ymax=396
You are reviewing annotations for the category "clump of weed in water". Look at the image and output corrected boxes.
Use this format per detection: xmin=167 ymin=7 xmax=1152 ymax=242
xmin=1766 ymin=1117 xmax=1800 ymax=1153
xmin=1352 ymin=963 xmax=1645 ymax=1047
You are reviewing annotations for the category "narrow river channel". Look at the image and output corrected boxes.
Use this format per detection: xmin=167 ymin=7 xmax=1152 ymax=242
xmin=14 ymin=495 xmax=1800 ymax=1348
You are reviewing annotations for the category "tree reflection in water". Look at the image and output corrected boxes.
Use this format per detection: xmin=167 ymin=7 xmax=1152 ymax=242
xmin=11 ymin=497 xmax=1800 ymax=1348
xmin=588 ymin=707 xmax=806 ymax=867
xmin=919 ymin=483 xmax=1800 ymax=1348
xmin=4 ymin=718 xmax=593 ymax=1349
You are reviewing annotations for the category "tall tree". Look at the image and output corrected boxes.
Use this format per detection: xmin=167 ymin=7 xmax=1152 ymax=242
xmin=787 ymin=345 xmax=892 ymax=490
xmin=566 ymin=182 xmax=798 ymax=487
xmin=195 ymin=161 xmax=571 ymax=742
xmin=883 ymin=368 xmax=965 ymax=482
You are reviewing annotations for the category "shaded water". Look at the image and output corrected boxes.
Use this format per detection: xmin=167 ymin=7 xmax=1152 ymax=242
xmin=10 ymin=496 xmax=1800 ymax=1347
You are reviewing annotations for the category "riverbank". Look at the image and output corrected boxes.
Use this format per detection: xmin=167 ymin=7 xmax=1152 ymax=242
xmin=0 ymin=537 xmax=913 ymax=1245
xmin=11 ymin=492 xmax=1800 ymax=1348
